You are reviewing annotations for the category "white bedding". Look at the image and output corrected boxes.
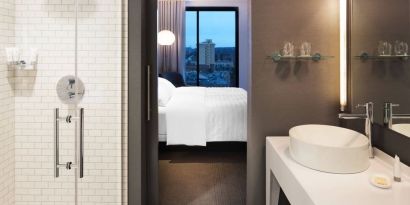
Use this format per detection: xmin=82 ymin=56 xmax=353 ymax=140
xmin=159 ymin=87 xmax=247 ymax=146
xmin=166 ymin=87 xmax=207 ymax=146
xmin=158 ymin=106 xmax=167 ymax=137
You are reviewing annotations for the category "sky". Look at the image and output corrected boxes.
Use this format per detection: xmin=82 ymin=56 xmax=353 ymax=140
xmin=186 ymin=11 xmax=236 ymax=48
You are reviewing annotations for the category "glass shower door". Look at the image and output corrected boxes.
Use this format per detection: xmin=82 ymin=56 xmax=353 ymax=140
xmin=10 ymin=0 xmax=127 ymax=204
xmin=12 ymin=1 xmax=79 ymax=204
xmin=75 ymin=0 xmax=127 ymax=204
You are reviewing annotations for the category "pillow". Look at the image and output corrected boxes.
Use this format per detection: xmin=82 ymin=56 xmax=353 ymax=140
xmin=158 ymin=77 xmax=176 ymax=106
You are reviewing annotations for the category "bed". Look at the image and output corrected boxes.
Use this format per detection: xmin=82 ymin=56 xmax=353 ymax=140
xmin=158 ymin=78 xmax=247 ymax=146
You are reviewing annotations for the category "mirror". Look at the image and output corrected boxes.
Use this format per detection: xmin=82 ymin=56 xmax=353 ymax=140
xmin=350 ymin=0 xmax=410 ymax=137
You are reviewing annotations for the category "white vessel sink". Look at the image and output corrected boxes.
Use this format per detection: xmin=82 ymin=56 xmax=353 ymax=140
xmin=289 ymin=124 xmax=370 ymax=174
xmin=392 ymin=124 xmax=410 ymax=137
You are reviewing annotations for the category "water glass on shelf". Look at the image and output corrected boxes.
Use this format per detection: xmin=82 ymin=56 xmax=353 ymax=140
xmin=281 ymin=41 xmax=295 ymax=57
xmin=394 ymin=41 xmax=408 ymax=56
xmin=300 ymin=42 xmax=312 ymax=57
xmin=5 ymin=47 xmax=21 ymax=65
xmin=377 ymin=41 xmax=392 ymax=56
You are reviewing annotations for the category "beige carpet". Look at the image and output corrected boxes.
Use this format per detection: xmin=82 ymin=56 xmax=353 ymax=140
xmin=159 ymin=151 xmax=246 ymax=205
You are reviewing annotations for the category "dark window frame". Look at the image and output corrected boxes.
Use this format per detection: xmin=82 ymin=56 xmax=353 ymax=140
xmin=185 ymin=7 xmax=239 ymax=87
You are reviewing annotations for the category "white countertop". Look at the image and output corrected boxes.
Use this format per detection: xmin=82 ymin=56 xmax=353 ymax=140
xmin=266 ymin=137 xmax=410 ymax=205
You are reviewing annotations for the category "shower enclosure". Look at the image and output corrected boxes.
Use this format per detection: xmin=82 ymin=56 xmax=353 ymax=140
xmin=0 ymin=0 xmax=128 ymax=204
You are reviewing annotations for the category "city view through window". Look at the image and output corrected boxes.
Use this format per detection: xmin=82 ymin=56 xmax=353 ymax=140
xmin=185 ymin=9 xmax=238 ymax=87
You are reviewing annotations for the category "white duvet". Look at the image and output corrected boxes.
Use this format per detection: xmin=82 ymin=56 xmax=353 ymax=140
xmin=165 ymin=87 xmax=247 ymax=146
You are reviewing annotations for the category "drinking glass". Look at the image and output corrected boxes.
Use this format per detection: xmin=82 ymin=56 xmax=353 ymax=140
xmin=282 ymin=41 xmax=295 ymax=57
xmin=300 ymin=42 xmax=312 ymax=56
xmin=394 ymin=41 xmax=408 ymax=56
xmin=378 ymin=41 xmax=392 ymax=56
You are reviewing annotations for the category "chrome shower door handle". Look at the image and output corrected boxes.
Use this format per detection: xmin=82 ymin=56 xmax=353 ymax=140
xmin=54 ymin=108 xmax=84 ymax=178
xmin=54 ymin=108 xmax=60 ymax=178
xmin=79 ymin=108 xmax=84 ymax=178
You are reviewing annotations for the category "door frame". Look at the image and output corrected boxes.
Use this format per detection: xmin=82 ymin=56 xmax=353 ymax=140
xmin=128 ymin=0 xmax=158 ymax=204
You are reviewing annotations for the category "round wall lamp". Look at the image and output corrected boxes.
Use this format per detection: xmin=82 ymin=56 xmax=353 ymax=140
xmin=158 ymin=30 xmax=176 ymax=46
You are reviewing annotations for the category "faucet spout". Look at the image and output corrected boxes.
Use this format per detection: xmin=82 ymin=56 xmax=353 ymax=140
xmin=383 ymin=103 xmax=410 ymax=128
xmin=338 ymin=102 xmax=374 ymax=158
xmin=392 ymin=114 xmax=410 ymax=119
xmin=338 ymin=113 xmax=367 ymax=119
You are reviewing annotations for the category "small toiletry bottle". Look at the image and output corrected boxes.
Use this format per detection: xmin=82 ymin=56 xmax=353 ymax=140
xmin=394 ymin=155 xmax=401 ymax=182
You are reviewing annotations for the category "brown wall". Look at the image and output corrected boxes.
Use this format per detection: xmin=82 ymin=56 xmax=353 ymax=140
xmin=248 ymin=0 xmax=340 ymax=204
xmin=350 ymin=0 xmax=410 ymax=125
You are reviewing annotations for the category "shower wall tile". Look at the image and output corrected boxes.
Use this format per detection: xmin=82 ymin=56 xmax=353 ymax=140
xmin=13 ymin=0 xmax=128 ymax=204
xmin=0 ymin=1 xmax=15 ymax=205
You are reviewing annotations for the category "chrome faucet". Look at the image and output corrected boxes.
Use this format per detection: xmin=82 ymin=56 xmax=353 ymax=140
xmin=338 ymin=102 xmax=374 ymax=158
xmin=384 ymin=103 xmax=410 ymax=128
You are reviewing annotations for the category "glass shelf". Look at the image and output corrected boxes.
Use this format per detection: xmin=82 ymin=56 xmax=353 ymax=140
xmin=267 ymin=53 xmax=334 ymax=62
xmin=355 ymin=52 xmax=410 ymax=60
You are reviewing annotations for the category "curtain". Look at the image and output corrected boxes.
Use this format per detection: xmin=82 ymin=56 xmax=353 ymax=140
xmin=158 ymin=0 xmax=185 ymax=74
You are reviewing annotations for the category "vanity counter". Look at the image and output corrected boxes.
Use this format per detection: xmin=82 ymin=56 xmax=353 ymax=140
xmin=266 ymin=137 xmax=410 ymax=205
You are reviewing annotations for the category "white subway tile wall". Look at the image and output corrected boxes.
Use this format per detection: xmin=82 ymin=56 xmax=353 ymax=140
xmin=0 ymin=1 xmax=15 ymax=204
xmin=11 ymin=0 xmax=128 ymax=204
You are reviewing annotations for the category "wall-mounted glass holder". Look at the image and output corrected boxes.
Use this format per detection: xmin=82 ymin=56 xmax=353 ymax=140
xmin=5 ymin=47 xmax=38 ymax=70
xmin=7 ymin=60 xmax=38 ymax=70
xmin=356 ymin=52 xmax=410 ymax=61
xmin=267 ymin=53 xmax=334 ymax=62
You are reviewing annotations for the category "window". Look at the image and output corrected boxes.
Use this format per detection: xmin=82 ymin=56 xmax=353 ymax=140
xmin=185 ymin=7 xmax=239 ymax=87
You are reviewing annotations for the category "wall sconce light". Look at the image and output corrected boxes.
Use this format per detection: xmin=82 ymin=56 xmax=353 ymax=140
xmin=158 ymin=30 xmax=176 ymax=46
xmin=340 ymin=0 xmax=347 ymax=111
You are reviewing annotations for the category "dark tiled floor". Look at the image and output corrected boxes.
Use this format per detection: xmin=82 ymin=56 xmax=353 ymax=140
xmin=159 ymin=150 xmax=246 ymax=205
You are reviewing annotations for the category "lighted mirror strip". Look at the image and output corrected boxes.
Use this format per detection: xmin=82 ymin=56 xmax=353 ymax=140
xmin=340 ymin=0 xmax=347 ymax=111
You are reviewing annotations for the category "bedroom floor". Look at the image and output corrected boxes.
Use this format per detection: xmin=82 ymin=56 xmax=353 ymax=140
xmin=159 ymin=147 xmax=246 ymax=205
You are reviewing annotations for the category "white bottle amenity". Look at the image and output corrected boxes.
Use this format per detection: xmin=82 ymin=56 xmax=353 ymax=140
xmin=394 ymin=155 xmax=402 ymax=182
